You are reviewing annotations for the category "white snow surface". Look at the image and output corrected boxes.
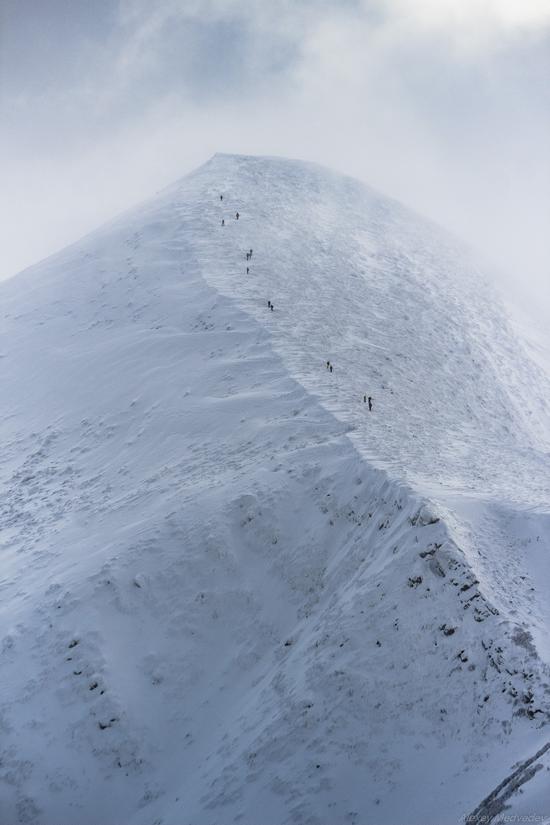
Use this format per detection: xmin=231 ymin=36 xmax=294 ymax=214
xmin=1 ymin=153 xmax=549 ymax=824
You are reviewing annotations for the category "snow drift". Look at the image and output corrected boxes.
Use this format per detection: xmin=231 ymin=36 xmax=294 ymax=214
xmin=1 ymin=154 xmax=549 ymax=825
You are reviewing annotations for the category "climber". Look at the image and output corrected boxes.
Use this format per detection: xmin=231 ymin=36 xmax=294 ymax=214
xmin=220 ymin=195 xmax=223 ymax=201
xmin=249 ymin=249 xmax=253 ymax=257
xmin=270 ymin=303 xmax=274 ymax=311
xmin=246 ymin=252 xmax=250 ymax=260
xmin=268 ymin=300 xmax=271 ymax=308
xmin=235 ymin=212 xmax=240 ymax=220
xmin=246 ymin=267 xmax=250 ymax=274
xmin=326 ymin=361 xmax=330 ymax=370
xmin=221 ymin=219 xmax=225 ymax=226
xmin=329 ymin=365 xmax=333 ymax=373
xmin=368 ymin=396 xmax=373 ymax=411
xmin=363 ymin=395 xmax=367 ymax=403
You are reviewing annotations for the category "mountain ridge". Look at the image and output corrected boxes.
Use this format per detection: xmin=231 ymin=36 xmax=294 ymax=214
xmin=1 ymin=153 xmax=549 ymax=824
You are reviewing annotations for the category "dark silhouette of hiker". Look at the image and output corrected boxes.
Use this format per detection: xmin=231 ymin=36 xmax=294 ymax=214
xmin=246 ymin=252 xmax=250 ymax=260
xmin=326 ymin=361 xmax=330 ymax=370
xmin=270 ymin=303 xmax=274 ymax=311
xmin=246 ymin=267 xmax=249 ymax=274
xmin=235 ymin=212 xmax=240 ymax=220
xmin=363 ymin=394 xmax=366 ymax=403
xmin=221 ymin=219 xmax=225 ymax=226
xmin=249 ymin=249 xmax=253 ymax=257
xmin=368 ymin=396 xmax=373 ymax=411
xmin=220 ymin=195 xmax=223 ymax=201
xmin=329 ymin=365 xmax=333 ymax=373
xmin=268 ymin=300 xmax=271 ymax=308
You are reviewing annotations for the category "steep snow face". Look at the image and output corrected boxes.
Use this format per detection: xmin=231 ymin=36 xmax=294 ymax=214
xmin=0 ymin=154 xmax=549 ymax=825
xmin=175 ymin=152 xmax=550 ymax=667
xmin=188 ymin=154 xmax=550 ymax=506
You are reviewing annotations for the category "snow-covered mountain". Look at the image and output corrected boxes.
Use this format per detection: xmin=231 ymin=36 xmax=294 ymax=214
xmin=1 ymin=154 xmax=549 ymax=825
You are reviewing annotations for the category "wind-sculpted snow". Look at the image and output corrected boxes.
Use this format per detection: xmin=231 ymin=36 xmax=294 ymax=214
xmin=0 ymin=154 xmax=549 ymax=824
xmin=185 ymin=155 xmax=550 ymax=506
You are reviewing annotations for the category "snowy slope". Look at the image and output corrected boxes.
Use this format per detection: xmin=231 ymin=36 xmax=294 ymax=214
xmin=1 ymin=154 xmax=549 ymax=825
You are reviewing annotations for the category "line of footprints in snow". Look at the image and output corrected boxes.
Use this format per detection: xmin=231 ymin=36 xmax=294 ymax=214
xmin=219 ymin=193 xmax=374 ymax=411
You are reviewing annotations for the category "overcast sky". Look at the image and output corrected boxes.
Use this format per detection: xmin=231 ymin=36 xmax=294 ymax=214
xmin=1 ymin=0 xmax=549 ymax=315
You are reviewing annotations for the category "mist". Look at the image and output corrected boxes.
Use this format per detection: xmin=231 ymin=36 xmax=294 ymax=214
xmin=1 ymin=0 xmax=549 ymax=321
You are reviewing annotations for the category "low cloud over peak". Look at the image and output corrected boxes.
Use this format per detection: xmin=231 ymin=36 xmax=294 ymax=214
xmin=1 ymin=0 xmax=549 ymax=315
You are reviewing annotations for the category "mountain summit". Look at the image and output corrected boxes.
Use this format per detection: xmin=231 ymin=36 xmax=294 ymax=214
xmin=1 ymin=154 xmax=549 ymax=824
